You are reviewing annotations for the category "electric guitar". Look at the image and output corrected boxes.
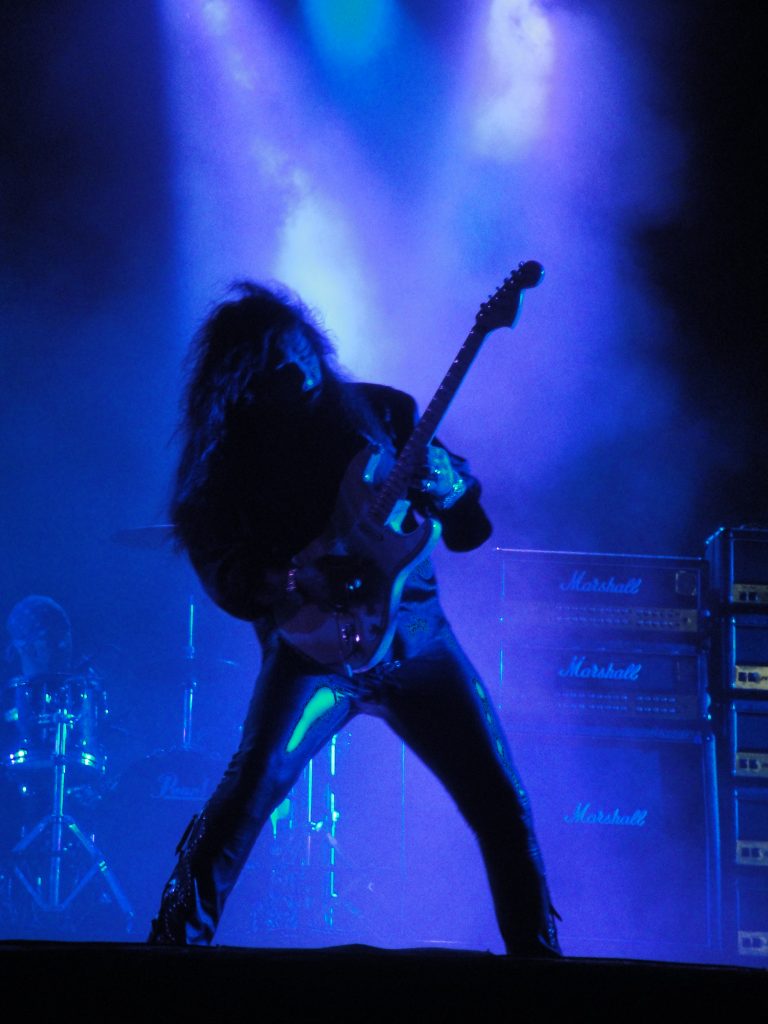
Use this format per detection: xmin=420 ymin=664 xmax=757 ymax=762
xmin=275 ymin=260 xmax=544 ymax=675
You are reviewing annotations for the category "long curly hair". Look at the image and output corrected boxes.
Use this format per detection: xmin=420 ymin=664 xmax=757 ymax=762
xmin=170 ymin=280 xmax=350 ymax=535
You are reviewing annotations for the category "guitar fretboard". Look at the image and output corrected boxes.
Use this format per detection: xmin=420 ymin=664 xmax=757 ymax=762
xmin=368 ymin=261 xmax=542 ymax=527
xmin=369 ymin=323 xmax=489 ymax=525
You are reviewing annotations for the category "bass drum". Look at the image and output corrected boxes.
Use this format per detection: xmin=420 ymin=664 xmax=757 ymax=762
xmin=93 ymin=746 xmax=227 ymax=933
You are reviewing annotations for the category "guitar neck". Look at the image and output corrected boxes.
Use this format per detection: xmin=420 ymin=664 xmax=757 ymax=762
xmin=368 ymin=260 xmax=543 ymax=527
xmin=370 ymin=323 xmax=488 ymax=523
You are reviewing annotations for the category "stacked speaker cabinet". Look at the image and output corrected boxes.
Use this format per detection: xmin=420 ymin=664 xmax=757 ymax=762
xmin=705 ymin=524 xmax=768 ymax=963
xmin=496 ymin=547 xmax=721 ymax=964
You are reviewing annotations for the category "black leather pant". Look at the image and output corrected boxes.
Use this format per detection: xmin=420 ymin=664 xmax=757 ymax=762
xmin=149 ymin=623 xmax=560 ymax=955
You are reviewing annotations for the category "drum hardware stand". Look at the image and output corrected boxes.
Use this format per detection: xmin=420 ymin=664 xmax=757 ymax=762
xmin=251 ymin=740 xmax=341 ymax=939
xmin=182 ymin=593 xmax=198 ymax=751
xmin=324 ymin=733 xmax=341 ymax=927
xmin=11 ymin=705 xmax=134 ymax=927
xmin=296 ymin=735 xmax=342 ymax=932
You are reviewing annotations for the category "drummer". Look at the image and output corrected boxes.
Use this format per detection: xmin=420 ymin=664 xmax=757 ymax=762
xmin=3 ymin=595 xmax=107 ymax=785
xmin=5 ymin=594 xmax=74 ymax=680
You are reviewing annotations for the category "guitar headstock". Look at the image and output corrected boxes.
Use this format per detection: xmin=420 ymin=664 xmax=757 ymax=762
xmin=475 ymin=260 xmax=544 ymax=334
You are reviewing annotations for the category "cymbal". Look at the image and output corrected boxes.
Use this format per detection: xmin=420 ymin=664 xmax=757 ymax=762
xmin=111 ymin=525 xmax=174 ymax=549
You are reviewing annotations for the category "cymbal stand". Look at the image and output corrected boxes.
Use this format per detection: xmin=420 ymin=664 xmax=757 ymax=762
xmin=296 ymin=734 xmax=341 ymax=932
xmin=11 ymin=705 xmax=134 ymax=926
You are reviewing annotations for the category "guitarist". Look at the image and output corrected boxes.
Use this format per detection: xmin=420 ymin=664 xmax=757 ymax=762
xmin=148 ymin=280 xmax=561 ymax=957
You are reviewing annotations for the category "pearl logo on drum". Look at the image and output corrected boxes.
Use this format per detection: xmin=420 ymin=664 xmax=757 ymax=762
xmin=151 ymin=771 xmax=214 ymax=802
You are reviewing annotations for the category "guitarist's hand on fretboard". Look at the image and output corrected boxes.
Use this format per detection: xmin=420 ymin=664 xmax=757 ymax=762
xmin=415 ymin=445 xmax=467 ymax=509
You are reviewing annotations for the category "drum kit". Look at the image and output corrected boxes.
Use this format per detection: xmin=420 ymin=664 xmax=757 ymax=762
xmin=0 ymin=667 xmax=134 ymax=937
xmin=0 ymin=524 xmax=361 ymax=943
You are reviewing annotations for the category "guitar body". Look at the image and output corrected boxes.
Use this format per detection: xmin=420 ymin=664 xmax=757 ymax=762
xmin=275 ymin=444 xmax=442 ymax=675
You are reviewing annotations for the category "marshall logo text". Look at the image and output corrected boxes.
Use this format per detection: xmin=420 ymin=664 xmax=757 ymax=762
xmin=564 ymin=802 xmax=648 ymax=827
xmin=559 ymin=570 xmax=642 ymax=595
xmin=558 ymin=655 xmax=642 ymax=681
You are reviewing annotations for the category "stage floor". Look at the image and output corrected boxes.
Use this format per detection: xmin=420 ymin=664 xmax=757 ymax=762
xmin=1 ymin=941 xmax=766 ymax=1018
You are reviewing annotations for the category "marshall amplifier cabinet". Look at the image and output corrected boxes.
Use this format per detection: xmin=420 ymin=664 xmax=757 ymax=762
xmin=501 ymin=643 xmax=709 ymax=729
xmin=498 ymin=548 xmax=707 ymax=647
xmin=705 ymin=524 xmax=768 ymax=609
xmin=736 ymin=878 xmax=768 ymax=959
xmin=729 ymin=701 xmax=768 ymax=779
xmin=713 ymin=614 xmax=768 ymax=698
xmin=733 ymin=787 xmax=768 ymax=869
xmin=721 ymin=787 xmax=768 ymax=960
xmin=503 ymin=725 xmax=720 ymax=962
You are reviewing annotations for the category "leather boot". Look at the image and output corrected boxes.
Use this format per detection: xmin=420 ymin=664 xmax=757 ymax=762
xmin=147 ymin=813 xmax=216 ymax=946
xmin=507 ymin=903 xmax=563 ymax=959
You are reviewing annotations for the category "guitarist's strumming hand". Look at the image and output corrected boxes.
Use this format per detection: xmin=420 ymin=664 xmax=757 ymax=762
xmin=281 ymin=555 xmax=369 ymax=611
xmin=416 ymin=445 xmax=467 ymax=510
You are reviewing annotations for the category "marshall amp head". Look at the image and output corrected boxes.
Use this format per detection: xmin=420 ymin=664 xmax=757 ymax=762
xmin=501 ymin=643 xmax=709 ymax=729
xmin=705 ymin=524 xmax=768 ymax=609
xmin=497 ymin=548 xmax=707 ymax=646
